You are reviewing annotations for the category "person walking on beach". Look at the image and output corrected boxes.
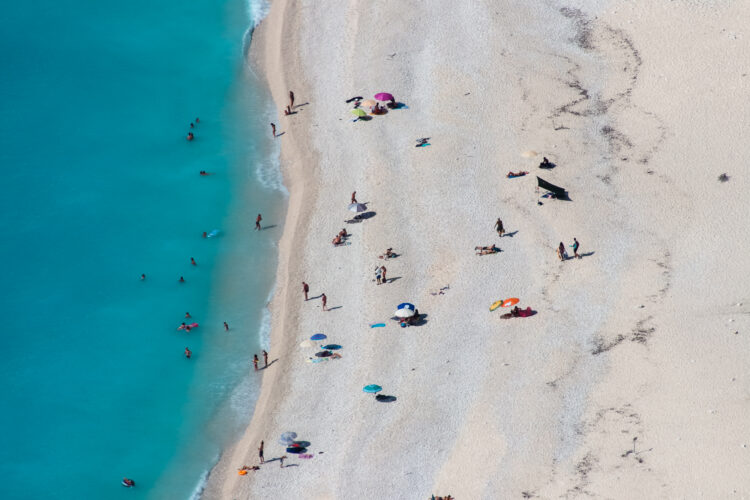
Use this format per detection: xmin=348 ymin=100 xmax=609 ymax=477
xmin=270 ymin=123 xmax=276 ymax=138
xmin=279 ymin=455 xmax=286 ymax=468
xmin=321 ymin=293 xmax=327 ymax=311
xmin=224 ymin=321 xmax=229 ymax=331
xmin=289 ymin=91 xmax=295 ymax=109
xmin=572 ymin=237 xmax=581 ymax=259
xmin=255 ymin=214 xmax=262 ymax=231
xmin=302 ymin=282 xmax=309 ymax=300
xmin=351 ymin=191 xmax=357 ymax=204
xmin=495 ymin=218 xmax=505 ymax=237
xmin=258 ymin=440 xmax=264 ymax=464
xmin=558 ymin=242 xmax=566 ymax=261
xmin=185 ymin=347 xmax=192 ymax=359
xmin=375 ymin=266 xmax=382 ymax=285
xmin=380 ymin=265 xmax=387 ymax=284
xmin=253 ymin=354 xmax=259 ymax=371
xmin=262 ymin=350 xmax=268 ymax=367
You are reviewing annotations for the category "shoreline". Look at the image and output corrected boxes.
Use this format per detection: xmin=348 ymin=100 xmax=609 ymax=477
xmin=202 ymin=0 xmax=316 ymax=496
xmin=203 ymin=0 xmax=750 ymax=498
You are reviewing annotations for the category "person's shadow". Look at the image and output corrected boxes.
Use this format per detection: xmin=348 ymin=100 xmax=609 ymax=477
xmin=503 ymin=230 xmax=519 ymax=238
xmin=262 ymin=225 xmax=278 ymax=231
xmin=385 ymin=276 xmax=401 ymax=284
xmin=327 ymin=305 xmax=343 ymax=311
xmin=259 ymin=359 xmax=279 ymax=370
xmin=579 ymin=251 xmax=595 ymax=258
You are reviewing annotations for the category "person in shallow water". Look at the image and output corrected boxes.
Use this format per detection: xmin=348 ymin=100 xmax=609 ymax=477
xmin=187 ymin=132 xmax=194 ymax=141
xmin=122 ymin=478 xmax=135 ymax=487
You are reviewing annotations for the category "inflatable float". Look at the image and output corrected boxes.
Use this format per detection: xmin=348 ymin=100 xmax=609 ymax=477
xmin=178 ymin=322 xmax=199 ymax=330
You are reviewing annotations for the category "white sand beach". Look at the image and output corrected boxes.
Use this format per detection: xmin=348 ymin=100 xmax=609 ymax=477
xmin=202 ymin=0 xmax=750 ymax=498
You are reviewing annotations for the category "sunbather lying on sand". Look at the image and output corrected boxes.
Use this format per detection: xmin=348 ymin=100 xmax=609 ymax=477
xmin=379 ymin=248 xmax=395 ymax=259
xmin=475 ymin=244 xmax=500 ymax=255
xmin=332 ymin=234 xmax=344 ymax=246
xmin=507 ymin=170 xmax=528 ymax=177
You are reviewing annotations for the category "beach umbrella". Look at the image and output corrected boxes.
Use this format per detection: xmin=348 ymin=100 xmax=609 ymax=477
xmin=374 ymin=92 xmax=394 ymax=101
xmin=490 ymin=300 xmax=504 ymax=312
xmin=286 ymin=446 xmax=307 ymax=454
xmin=521 ymin=150 xmax=538 ymax=158
xmin=351 ymin=109 xmax=367 ymax=117
xmin=299 ymin=340 xmax=314 ymax=348
xmin=279 ymin=432 xmax=297 ymax=445
xmin=363 ymin=384 xmax=382 ymax=393
xmin=360 ymin=99 xmax=377 ymax=107
xmin=397 ymin=302 xmax=415 ymax=310
xmin=322 ymin=344 xmax=342 ymax=350
xmin=501 ymin=297 xmax=519 ymax=307
xmin=394 ymin=308 xmax=416 ymax=318
xmin=310 ymin=333 xmax=327 ymax=341
xmin=348 ymin=203 xmax=367 ymax=213
xmin=315 ymin=350 xmax=332 ymax=357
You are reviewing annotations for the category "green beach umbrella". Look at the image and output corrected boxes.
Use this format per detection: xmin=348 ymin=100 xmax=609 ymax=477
xmin=351 ymin=109 xmax=367 ymax=117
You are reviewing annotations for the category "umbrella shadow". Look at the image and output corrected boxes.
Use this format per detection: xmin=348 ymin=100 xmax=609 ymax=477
xmin=389 ymin=102 xmax=407 ymax=109
xmin=539 ymin=161 xmax=557 ymax=169
xmin=355 ymin=116 xmax=373 ymax=122
xmin=375 ymin=394 xmax=397 ymax=403
xmin=356 ymin=211 xmax=377 ymax=220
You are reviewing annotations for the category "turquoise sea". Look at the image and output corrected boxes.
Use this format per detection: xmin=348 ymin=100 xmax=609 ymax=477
xmin=0 ymin=0 xmax=284 ymax=498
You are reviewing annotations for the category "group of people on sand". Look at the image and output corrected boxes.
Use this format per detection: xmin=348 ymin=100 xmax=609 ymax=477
xmin=332 ymin=228 xmax=348 ymax=246
xmin=430 ymin=495 xmax=454 ymax=500
xmin=253 ymin=350 xmax=269 ymax=371
xmin=375 ymin=265 xmax=388 ymax=284
xmin=557 ymin=238 xmax=581 ymax=261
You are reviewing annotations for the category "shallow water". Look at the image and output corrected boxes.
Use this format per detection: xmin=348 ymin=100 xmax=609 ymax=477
xmin=0 ymin=0 xmax=283 ymax=498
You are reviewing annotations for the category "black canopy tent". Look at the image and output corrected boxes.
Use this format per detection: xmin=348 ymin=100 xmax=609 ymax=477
xmin=537 ymin=176 xmax=569 ymax=200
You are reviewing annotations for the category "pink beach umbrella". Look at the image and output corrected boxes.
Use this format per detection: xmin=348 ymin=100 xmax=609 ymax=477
xmin=374 ymin=92 xmax=394 ymax=101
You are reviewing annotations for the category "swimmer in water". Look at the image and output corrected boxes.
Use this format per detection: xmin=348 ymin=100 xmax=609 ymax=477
xmin=202 ymin=231 xmax=207 ymax=238
xmin=190 ymin=122 xmax=194 ymax=128
xmin=140 ymin=274 xmax=146 ymax=281
xmin=179 ymin=276 xmax=185 ymax=283
xmin=178 ymin=322 xmax=186 ymax=330
xmin=195 ymin=117 xmax=200 ymax=123
xmin=191 ymin=257 xmax=196 ymax=266
xmin=185 ymin=325 xmax=191 ymax=332
xmin=187 ymin=132 xmax=194 ymax=141
xmin=185 ymin=312 xmax=191 ymax=318
xmin=185 ymin=347 xmax=192 ymax=359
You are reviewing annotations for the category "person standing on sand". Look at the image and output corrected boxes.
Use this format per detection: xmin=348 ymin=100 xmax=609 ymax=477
xmin=270 ymin=123 xmax=276 ymax=138
xmin=253 ymin=354 xmax=259 ymax=371
xmin=351 ymin=191 xmax=357 ymax=204
xmin=279 ymin=455 xmax=286 ymax=468
xmin=224 ymin=321 xmax=229 ymax=331
xmin=558 ymin=242 xmax=566 ymax=261
xmin=375 ymin=266 xmax=382 ymax=285
xmin=262 ymin=350 xmax=268 ymax=367
xmin=380 ymin=265 xmax=387 ymax=283
xmin=572 ymin=237 xmax=581 ymax=259
xmin=302 ymin=282 xmax=309 ymax=300
xmin=255 ymin=214 xmax=262 ymax=231
xmin=321 ymin=293 xmax=327 ymax=311
xmin=289 ymin=91 xmax=295 ymax=109
xmin=258 ymin=440 xmax=264 ymax=464
xmin=495 ymin=218 xmax=505 ymax=237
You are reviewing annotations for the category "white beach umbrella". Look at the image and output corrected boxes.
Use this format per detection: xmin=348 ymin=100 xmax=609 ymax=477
xmin=348 ymin=203 xmax=367 ymax=213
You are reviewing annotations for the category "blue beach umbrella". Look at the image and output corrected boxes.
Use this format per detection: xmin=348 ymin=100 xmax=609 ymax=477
xmin=363 ymin=384 xmax=382 ymax=394
xmin=310 ymin=333 xmax=327 ymax=341
xmin=279 ymin=432 xmax=297 ymax=445
xmin=397 ymin=303 xmax=415 ymax=310
xmin=322 ymin=344 xmax=342 ymax=350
